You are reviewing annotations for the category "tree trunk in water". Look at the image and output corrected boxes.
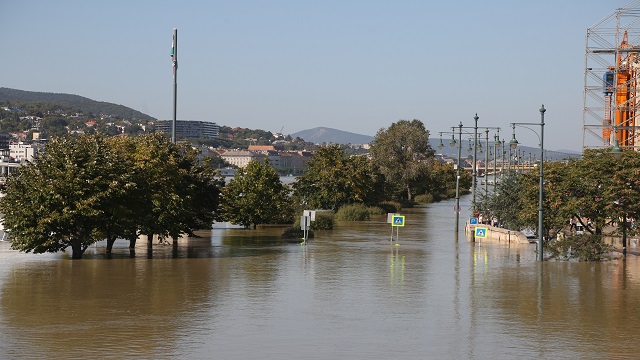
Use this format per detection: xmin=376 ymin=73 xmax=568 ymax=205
xmin=407 ymin=185 xmax=413 ymax=202
xmin=129 ymin=237 xmax=137 ymax=249
xmin=106 ymin=237 xmax=116 ymax=254
xmin=71 ymin=239 xmax=84 ymax=259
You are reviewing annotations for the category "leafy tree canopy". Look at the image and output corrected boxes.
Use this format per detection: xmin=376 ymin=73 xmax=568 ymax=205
xmin=369 ymin=119 xmax=435 ymax=201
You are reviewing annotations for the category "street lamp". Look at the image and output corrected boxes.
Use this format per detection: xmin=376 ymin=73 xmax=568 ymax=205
xmin=493 ymin=134 xmax=501 ymax=188
xmin=472 ymin=114 xmax=479 ymax=214
xmin=510 ymin=105 xmax=546 ymax=262
xmin=438 ymin=124 xmax=465 ymax=233
xmin=438 ymin=121 xmax=488 ymax=233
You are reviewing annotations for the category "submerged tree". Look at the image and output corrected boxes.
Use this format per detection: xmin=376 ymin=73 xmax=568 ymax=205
xmin=0 ymin=135 xmax=135 ymax=259
xmin=369 ymin=119 xmax=435 ymax=202
xmin=0 ymin=133 xmax=224 ymax=259
xmin=219 ymin=159 xmax=291 ymax=229
xmin=292 ymin=145 xmax=385 ymax=210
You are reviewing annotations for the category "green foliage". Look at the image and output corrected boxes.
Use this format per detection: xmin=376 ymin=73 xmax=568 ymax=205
xmin=367 ymin=206 xmax=385 ymax=216
xmin=546 ymin=234 xmax=613 ymax=261
xmin=334 ymin=203 xmax=370 ymax=221
xmin=281 ymin=227 xmax=313 ymax=239
xmin=1 ymin=135 xmax=136 ymax=258
xmin=479 ymin=172 xmax=525 ymax=230
xmin=0 ymin=88 xmax=154 ymax=120
xmin=293 ymin=145 xmax=385 ymax=210
xmin=0 ymin=133 xmax=224 ymax=259
xmin=311 ymin=212 xmax=334 ymax=230
xmin=377 ymin=201 xmax=402 ymax=214
xmin=219 ymin=159 xmax=291 ymax=228
xmin=369 ymin=119 xmax=436 ymax=202
xmin=414 ymin=194 xmax=434 ymax=204
xmin=482 ymin=149 xmax=640 ymax=258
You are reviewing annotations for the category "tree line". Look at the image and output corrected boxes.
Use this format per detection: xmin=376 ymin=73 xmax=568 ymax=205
xmin=477 ymin=148 xmax=640 ymax=260
xmin=0 ymin=120 xmax=470 ymax=259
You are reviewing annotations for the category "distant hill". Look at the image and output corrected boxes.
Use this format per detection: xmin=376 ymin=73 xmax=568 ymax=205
xmin=0 ymin=87 xmax=155 ymax=120
xmin=291 ymin=127 xmax=373 ymax=144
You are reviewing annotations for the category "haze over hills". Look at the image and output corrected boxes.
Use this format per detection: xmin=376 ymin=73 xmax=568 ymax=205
xmin=291 ymin=127 xmax=374 ymax=145
xmin=0 ymin=87 xmax=155 ymax=120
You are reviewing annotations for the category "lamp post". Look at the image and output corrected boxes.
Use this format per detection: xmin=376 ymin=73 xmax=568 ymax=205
xmin=510 ymin=105 xmax=546 ymax=262
xmin=439 ymin=117 xmax=499 ymax=231
xmin=472 ymin=114 xmax=479 ymax=214
xmin=493 ymin=134 xmax=500 ymax=188
xmin=455 ymin=123 xmax=463 ymax=232
xmin=501 ymin=139 xmax=505 ymax=179
xmin=484 ymin=128 xmax=489 ymax=197
xmin=438 ymin=124 xmax=464 ymax=233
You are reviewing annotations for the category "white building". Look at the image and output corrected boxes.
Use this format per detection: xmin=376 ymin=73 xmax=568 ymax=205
xmin=10 ymin=142 xmax=39 ymax=163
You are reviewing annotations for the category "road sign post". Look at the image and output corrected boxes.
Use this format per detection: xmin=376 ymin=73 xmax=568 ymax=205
xmin=388 ymin=214 xmax=405 ymax=243
xmin=474 ymin=227 xmax=488 ymax=239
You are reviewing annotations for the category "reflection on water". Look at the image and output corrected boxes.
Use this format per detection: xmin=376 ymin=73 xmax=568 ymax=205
xmin=1 ymin=195 xmax=640 ymax=359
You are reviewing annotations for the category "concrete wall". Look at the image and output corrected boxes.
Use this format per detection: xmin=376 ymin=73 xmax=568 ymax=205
xmin=465 ymin=222 xmax=530 ymax=244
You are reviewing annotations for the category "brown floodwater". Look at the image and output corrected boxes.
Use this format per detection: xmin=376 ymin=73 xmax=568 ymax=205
xmin=1 ymin=194 xmax=639 ymax=359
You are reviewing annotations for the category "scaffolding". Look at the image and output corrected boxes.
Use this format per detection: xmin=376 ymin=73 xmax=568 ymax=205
xmin=583 ymin=1 xmax=640 ymax=150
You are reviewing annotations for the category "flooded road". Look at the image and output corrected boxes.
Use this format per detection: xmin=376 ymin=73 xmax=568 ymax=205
xmin=1 ymin=194 xmax=639 ymax=359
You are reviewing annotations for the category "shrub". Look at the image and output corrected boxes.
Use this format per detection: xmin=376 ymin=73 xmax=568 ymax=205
xmin=281 ymin=227 xmax=314 ymax=239
xmin=334 ymin=203 xmax=370 ymax=221
xmin=414 ymin=194 xmax=434 ymax=204
xmin=311 ymin=212 xmax=334 ymax=230
xmin=401 ymin=200 xmax=415 ymax=208
xmin=546 ymin=234 xmax=613 ymax=261
xmin=378 ymin=201 xmax=402 ymax=214
xmin=367 ymin=206 xmax=385 ymax=216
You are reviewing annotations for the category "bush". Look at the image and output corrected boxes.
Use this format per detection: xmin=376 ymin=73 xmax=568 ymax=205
xmin=546 ymin=233 xmax=613 ymax=261
xmin=401 ymin=200 xmax=415 ymax=208
xmin=281 ymin=226 xmax=314 ymax=239
xmin=292 ymin=211 xmax=334 ymax=230
xmin=378 ymin=201 xmax=402 ymax=214
xmin=311 ymin=212 xmax=334 ymax=230
xmin=334 ymin=203 xmax=370 ymax=221
xmin=414 ymin=193 xmax=434 ymax=204
xmin=367 ymin=206 xmax=385 ymax=216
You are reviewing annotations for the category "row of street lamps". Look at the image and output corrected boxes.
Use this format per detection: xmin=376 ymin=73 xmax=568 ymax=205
xmin=438 ymin=106 xmax=546 ymax=261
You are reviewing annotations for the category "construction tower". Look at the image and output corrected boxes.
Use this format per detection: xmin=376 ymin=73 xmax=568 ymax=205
xmin=583 ymin=1 xmax=640 ymax=150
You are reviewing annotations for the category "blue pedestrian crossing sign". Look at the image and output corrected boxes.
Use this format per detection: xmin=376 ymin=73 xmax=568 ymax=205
xmin=469 ymin=217 xmax=478 ymax=225
xmin=474 ymin=227 xmax=488 ymax=238
xmin=392 ymin=215 xmax=405 ymax=227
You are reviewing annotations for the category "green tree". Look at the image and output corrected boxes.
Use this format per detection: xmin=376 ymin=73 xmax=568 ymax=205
xmin=0 ymin=133 xmax=224 ymax=258
xmin=219 ymin=159 xmax=291 ymax=228
xmin=128 ymin=134 xmax=223 ymax=245
xmin=0 ymin=134 xmax=134 ymax=259
xmin=369 ymin=119 xmax=435 ymax=202
xmin=293 ymin=145 xmax=384 ymax=210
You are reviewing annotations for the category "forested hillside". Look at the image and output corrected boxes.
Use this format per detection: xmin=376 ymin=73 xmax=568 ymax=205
xmin=0 ymin=88 xmax=155 ymax=120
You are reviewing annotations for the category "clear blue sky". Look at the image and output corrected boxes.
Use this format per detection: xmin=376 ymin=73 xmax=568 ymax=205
xmin=2 ymin=0 xmax=628 ymax=151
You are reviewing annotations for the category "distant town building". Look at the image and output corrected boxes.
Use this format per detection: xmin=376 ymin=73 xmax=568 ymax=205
xmin=155 ymin=120 xmax=219 ymax=139
xmin=218 ymin=150 xmax=266 ymax=168
xmin=10 ymin=142 xmax=40 ymax=163
xmin=218 ymin=149 xmax=312 ymax=174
